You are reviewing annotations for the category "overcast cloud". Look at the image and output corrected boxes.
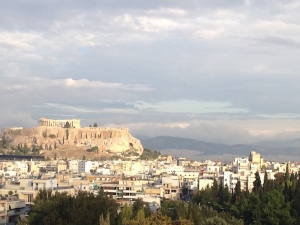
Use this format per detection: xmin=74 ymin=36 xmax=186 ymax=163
xmin=1 ymin=0 xmax=300 ymax=144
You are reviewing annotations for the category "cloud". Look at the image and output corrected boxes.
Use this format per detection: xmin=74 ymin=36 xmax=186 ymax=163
xmin=131 ymin=100 xmax=248 ymax=114
xmin=0 ymin=110 xmax=37 ymax=128
xmin=1 ymin=1 xmax=300 ymax=145
xmin=64 ymin=78 xmax=153 ymax=91
xmin=33 ymin=103 xmax=138 ymax=115
xmin=123 ymin=118 xmax=300 ymax=144
xmin=108 ymin=120 xmax=254 ymax=144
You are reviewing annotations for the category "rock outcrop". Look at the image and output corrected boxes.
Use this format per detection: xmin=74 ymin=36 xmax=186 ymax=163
xmin=2 ymin=127 xmax=143 ymax=155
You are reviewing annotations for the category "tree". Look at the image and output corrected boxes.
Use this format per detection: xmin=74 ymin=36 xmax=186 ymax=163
xmin=193 ymin=188 xmax=215 ymax=206
xmin=99 ymin=211 xmax=110 ymax=225
xmin=263 ymin=171 xmax=268 ymax=192
xmin=285 ymin=163 xmax=290 ymax=183
xmin=261 ymin=190 xmax=294 ymax=225
xmin=135 ymin=209 xmax=145 ymax=221
xmin=121 ymin=203 xmax=133 ymax=225
xmin=28 ymin=190 xmax=119 ymax=225
xmin=182 ymin=186 xmax=189 ymax=196
xmin=49 ymin=134 xmax=56 ymax=139
xmin=212 ymin=178 xmax=219 ymax=197
xmin=223 ymin=184 xmax=231 ymax=204
xmin=132 ymin=198 xmax=144 ymax=218
xmin=232 ymin=180 xmax=242 ymax=204
xmin=217 ymin=180 xmax=224 ymax=205
xmin=145 ymin=211 xmax=172 ymax=225
xmin=253 ymin=171 xmax=261 ymax=193
xmin=93 ymin=123 xmax=98 ymax=127
xmin=240 ymin=192 xmax=261 ymax=224
xmin=64 ymin=122 xmax=70 ymax=128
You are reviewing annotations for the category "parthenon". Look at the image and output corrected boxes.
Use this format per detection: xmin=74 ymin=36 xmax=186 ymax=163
xmin=39 ymin=118 xmax=81 ymax=128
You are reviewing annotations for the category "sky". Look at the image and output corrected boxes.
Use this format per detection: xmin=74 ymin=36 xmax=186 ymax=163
xmin=1 ymin=0 xmax=300 ymax=144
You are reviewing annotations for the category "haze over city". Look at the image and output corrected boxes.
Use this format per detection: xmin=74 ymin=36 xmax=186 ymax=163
xmin=1 ymin=0 xmax=300 ymax=144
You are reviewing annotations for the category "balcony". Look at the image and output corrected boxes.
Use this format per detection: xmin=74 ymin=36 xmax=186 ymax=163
xmin=123 ymin=190 xmax=136 ymax=194
xmin=123 ymin=195 xmax=137 ymax=199
xmin=103 ymin=189 xmax=116 ymax=193
xmin=8 ymin=201 xmax=25 ymax=210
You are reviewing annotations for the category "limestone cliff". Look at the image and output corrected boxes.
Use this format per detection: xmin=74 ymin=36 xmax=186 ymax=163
xmin=2 ymin=127 xmax=144 ymax=155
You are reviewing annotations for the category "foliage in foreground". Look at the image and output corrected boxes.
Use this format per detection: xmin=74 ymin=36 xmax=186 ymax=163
xmin=27 ymin=190 xmax=118 ymax=225
xmin=193 ymin=166 xmax=300 ymax=225
xmin=22 ymin=190 xmax=243 ymax=225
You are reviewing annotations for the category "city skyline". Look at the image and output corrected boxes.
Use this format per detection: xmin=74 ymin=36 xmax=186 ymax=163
xmin=1 ymin=1 xmax=300 ymax=144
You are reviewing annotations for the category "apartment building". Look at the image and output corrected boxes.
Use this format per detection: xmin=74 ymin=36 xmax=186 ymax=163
xmin=0 ymin=197 xmax=26 ymax=225
xmin=162 ymin=176 xmax=180 ymax=200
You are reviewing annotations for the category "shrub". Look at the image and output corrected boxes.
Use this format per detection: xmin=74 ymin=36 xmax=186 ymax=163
xmin=91 ymin=146 xmax=98 ymax=152
xmin=49 ymin=134 xmax=56 ymax=139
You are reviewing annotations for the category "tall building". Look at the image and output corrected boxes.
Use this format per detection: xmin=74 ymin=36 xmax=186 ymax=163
xmin=249 ymin=151 xmax=261 ymax=164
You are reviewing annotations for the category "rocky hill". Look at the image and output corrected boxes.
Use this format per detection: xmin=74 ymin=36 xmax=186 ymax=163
xmin=2 ymin=127 xmax=144 ymax=158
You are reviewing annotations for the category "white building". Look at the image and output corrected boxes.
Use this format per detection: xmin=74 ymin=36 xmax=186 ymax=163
xmin=199 ymin=178 xmax=214 ymax=190
xmin=78 ymin=161 xmax=93 ymax=173
xmin=68 ymin=160 xmax=79 ymax=173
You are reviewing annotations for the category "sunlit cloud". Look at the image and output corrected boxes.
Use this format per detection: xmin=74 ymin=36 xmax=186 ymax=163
xmin=64 ymin=78 xmax=153 ymax=91
xmin=132 ymin=100 xmax=248 ymax=114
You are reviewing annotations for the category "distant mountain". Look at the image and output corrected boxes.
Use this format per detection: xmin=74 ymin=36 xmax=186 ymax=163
xmin=141 ymin=136 xmax=300 ymax=160
xmin=134 ymin=135 xmax=151 ymax=142
xmin=255 ymin=138 xmax=300 ymax=148
xmin=287 ymin=138 xmax=300 ymax=148
xmin=141 ymin=136 xmax=245 ymax=155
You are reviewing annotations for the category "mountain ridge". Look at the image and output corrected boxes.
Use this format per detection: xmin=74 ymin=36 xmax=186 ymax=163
xmin=141 ymin=136 xmax=300 ymax=158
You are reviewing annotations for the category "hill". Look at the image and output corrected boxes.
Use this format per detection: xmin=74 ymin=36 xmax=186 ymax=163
xmin=1 ymin=126 xmax=144 ymax=159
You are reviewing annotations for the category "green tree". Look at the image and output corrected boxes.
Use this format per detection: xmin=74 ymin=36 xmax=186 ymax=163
xmin=132 ymin=198 xmax=144 ymax=218
xmin=193 ymin=188 xmax=215 ymax=206
xmin=212 ymin=178 xmax=219 ymax=197
xmin=64 ymin=122 xmax=70 ymax=128
xmin=28 ymin=190 xmax=119 ymax=225
xmin=240 ymin=192 xmax=261 ymax=224
xmin=121 ymin=203 xmax=133 ymax=225
xmin=146 ymin=211 xmax=172 ymax=225
xmin=135 ymin=209 xmax=145 ymax=221
xmin=253 ymin=171 xmax=261 ymax=193
xmin=99 ymin=211 xmax=110 ymax=225
xmin=49 ymin=134 xmax=56 ymax=139
xmin=285 ymin=163 xmax=290 ymax=183
xmin=232 ymin=180 xmax=241 ymax=204
xmin=261 ymin=190 xmax=294 ymax=225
